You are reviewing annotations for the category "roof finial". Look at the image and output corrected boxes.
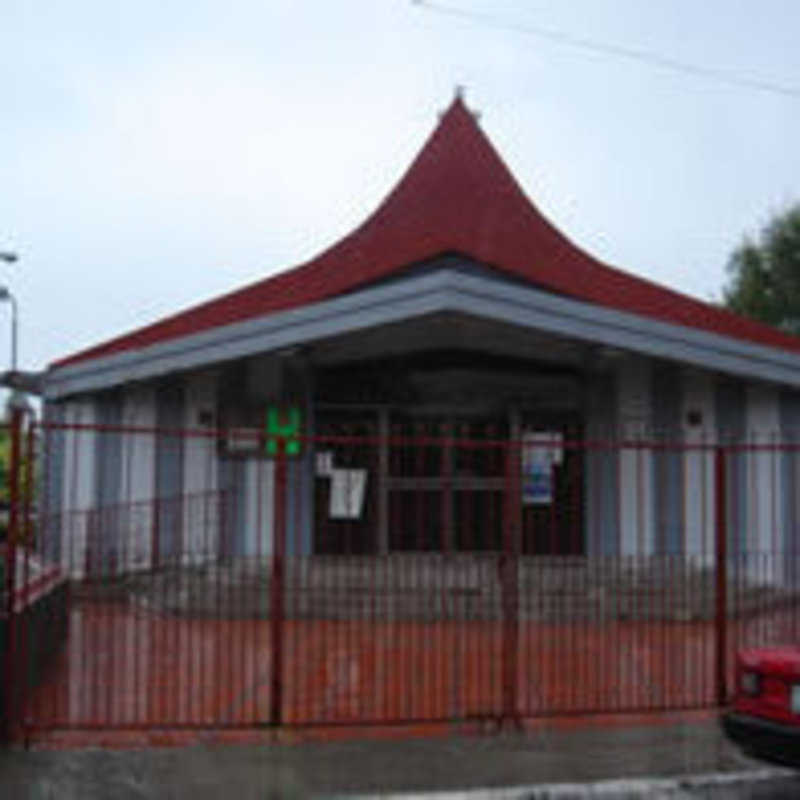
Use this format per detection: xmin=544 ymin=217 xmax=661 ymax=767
xmin=438 ymin=85 xmax=480 ymax=122
xmin=454 ymin=85 xmax=481 ymax=123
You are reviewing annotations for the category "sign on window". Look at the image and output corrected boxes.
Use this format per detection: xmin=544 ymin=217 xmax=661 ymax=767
xmin=521 ymin=431 xmax=563 ymax=505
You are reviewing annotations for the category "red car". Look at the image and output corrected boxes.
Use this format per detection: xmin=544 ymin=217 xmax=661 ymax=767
xmin=722 ymin=647 xmax=800 ymax=765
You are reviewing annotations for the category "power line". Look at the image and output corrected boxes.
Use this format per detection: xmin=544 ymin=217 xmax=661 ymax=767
xmin=412 ymin=0 xmax=800 ymax=99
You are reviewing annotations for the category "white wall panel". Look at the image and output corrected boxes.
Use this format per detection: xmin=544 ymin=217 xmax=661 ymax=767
xmin=182 ymin=371 xmax=219 ymax=563
xmin=746 ymin=385 xmax=783 ymax=584
xmin=120 ymin=385 xmax=156 ymax=572
xmin=681 ymin=370 xmax=716 ymax=561
xmin=617 ymin=358 xmax=654 ymax=556
xmin=244 ymin=458 xmax=274 ymax=557
xmin=60 ymin=400 xmax=95 ymax=578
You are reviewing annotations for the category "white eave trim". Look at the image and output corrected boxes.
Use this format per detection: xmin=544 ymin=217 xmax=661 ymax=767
xmin=44 ymin=268 xmax=800 ymax=399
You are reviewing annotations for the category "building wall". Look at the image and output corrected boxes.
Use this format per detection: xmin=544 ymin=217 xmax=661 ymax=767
xmin=606 ymin=359 xmax=792 ymax=580
xmin=58 ymin=398 xmax=96 ymax=578
xmin=92 ymin=392 xmax=123 ymax=574
xmin=616 ymin=357 xmax=654 ymax=556
xmin=154 ymin=383 xmax=185 ymax=565
xmin=584 ymin=372 xmax=618 ymax=556
xmin=227 ymin=356 xmax=312 ymax=558
xmin=780 ymin=390 xmax=800 ymax=586
xmin=182 ymin=371 xmax=222 ymax=563
xmin=652 ymin=362 xmax=683 ymax=554
xmin=716 ymin=379 xmax=747 ymax=560
xmin=681 ymin=369 xmax=716 ymax=562
xmin=746 ymin=385 xmax=783 ymax=584
xmin=241 ymin=458 xmax=275 ymax=557
xmin=43 ymin=356 xmax=800 ymax=580
xmin=120 ymin=384 xmax=157 ymax=572
xmin=40 ymin=403 xmax=65 ymax=565
xmin=287 ymin=383 xmax=314 ymax=557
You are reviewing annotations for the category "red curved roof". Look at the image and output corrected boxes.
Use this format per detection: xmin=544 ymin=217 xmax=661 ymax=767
xmin=54 ymin=97 xmax=800 ymax=368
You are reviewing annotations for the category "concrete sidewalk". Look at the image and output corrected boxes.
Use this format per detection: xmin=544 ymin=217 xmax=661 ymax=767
xmin=1 ymin=717 xmax=798 ymax=799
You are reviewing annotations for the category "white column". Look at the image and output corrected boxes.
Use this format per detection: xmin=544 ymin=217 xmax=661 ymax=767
xmin=120 ymin=385 xmax=156 ymax=572
xmin=746 ymin=385 xmax=782 ymax=585
xmin=182 ymin=371 xmax=219 ymax=564
xmin=244 ymin=457 xmax=274 ymax=558
xmin=60 ymin=399 xmax=96 ymax=578
xmin=681 ymin=370 xmax=716 ymax=563
xmin=617 ymin=358 xmax=654 ymax=556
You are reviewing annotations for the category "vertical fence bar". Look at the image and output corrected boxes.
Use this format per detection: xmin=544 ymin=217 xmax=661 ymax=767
xmin=270 ymin=448 xmax=287 ymax=726
xmin=501 ymin=438 xmax=520 ymax=727
xmin=2 ymin=406 xmax=23 ymax=742
xmin=23 ymin=421 xmax=34 ymax=550
xmin=715 ymin=445 xmax=728 ymax=707
xmin=20 ymin=418 xmax=34 ymax=733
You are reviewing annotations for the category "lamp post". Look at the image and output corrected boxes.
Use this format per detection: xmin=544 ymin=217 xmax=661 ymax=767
xmin=0 ymin=286 xmax=18 ymax=373
xmin=0 ymin=285 xmax=28 ymax=416
xmin=0 ymin=250 xmax=19 ymax=372
xmin=0 ymin=252 xmax=29 ymax=415
xmin=0 ymin=253 xmax=21 ymax=742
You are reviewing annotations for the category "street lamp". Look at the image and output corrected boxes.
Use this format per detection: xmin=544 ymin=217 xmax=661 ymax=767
xmin=0 ymin=254 xmax=27 ymax=415
xmin=0 ymin=286 xmax=18 ymax=373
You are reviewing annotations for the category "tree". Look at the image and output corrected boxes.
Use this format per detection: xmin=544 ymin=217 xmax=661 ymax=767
xmin=723 ymin=204 xmax=800 ymax=335
xmin=0 ymin=423 xmax=35 ymax=542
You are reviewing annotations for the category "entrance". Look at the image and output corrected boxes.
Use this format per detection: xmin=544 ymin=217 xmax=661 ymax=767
xmin=313 ymin=406 xmax=584 ymax=555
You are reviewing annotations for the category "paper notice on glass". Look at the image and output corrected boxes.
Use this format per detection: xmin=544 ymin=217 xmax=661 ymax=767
xmin=521 ymin=431 xmax=562 ymax=505
xmin=329 ymin=469 xmax=367 ymax=519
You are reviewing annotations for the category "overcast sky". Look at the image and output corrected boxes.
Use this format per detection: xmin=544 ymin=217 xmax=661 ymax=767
xmin=3 ymin=0 xmax=800 ymax=379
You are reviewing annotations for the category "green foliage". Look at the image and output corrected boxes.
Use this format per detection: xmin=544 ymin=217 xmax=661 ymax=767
xmin=0 ymin=425 xmax=36 ymax=542
xmin=723 ymin=204 xmax=800 ymax=334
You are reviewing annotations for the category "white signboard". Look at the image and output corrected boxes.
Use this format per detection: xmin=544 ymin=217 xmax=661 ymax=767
xmin=225 ymin=427 xmax=260 ymax=454
xmin=329 ymin=469 xmax=368 ymax=519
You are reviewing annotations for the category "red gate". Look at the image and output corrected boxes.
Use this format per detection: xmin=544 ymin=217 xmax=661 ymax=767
xmin=4 ymin=416 xmax=800 ymax=742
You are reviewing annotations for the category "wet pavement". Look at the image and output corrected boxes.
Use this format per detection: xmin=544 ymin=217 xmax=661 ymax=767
xmin=2 ymin=716 xmax=799 ymax=799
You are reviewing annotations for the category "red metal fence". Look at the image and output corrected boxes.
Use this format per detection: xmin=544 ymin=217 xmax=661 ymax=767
xmin=3 ymin=415 xmax=800 ymax=740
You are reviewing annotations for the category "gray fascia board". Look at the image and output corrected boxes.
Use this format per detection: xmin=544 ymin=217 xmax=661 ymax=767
xmin=455 ymin=278 xmax=800 ymax=386
xmin=45 ymin=269 xmax=800 ymax=398
xmin=45 ymin=271 xmax=458 ymax=398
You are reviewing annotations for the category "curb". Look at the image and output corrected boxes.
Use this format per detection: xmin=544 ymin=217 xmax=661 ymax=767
xmin=344 ymin=768 xmax=800 ymax=799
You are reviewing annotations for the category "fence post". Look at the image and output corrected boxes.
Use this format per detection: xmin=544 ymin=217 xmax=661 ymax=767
xmin=19 ymin=419 xmax=34 ymax=734
xmin=3 ymin=406 xmax=23 ymax=742
xmin=270 ymin=448 xmax=287 ymax=727
xmin=501 ymin=437 xmax=520 ymax=728
xmin=714 ymin=445 xmax=728 ymax=707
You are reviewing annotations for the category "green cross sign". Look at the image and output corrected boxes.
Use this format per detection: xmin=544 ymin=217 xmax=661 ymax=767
xmin=265 ymin=407 xmax=302 ymax=457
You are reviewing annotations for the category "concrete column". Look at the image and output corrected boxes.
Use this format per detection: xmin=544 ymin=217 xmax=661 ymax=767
xmin=746 ymin=384 xmax=782 ymax=584
xmin=182 ymin=370 xmax=220 ymax=564
xmin=60 ymin=399 xmax=96 ymax=578
xmin=681 ymin=370 xmax=716 ymax=562
xmin=244 ymin=458 xmax=274 ymax=557
xmin=616 ymin=357 xmax=654 ymax=557
xmin=584 ymin=371 xmax=618 ymax=556
xmin=120 ymin=385 xmax=156 ymax=572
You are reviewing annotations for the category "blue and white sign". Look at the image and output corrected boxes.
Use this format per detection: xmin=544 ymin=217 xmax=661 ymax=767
xmin=521 ymin=431 xmax=563 ymax=505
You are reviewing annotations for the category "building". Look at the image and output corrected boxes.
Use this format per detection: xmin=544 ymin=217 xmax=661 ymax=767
xmin=41 ymin=96 xmax=800 ymax=579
